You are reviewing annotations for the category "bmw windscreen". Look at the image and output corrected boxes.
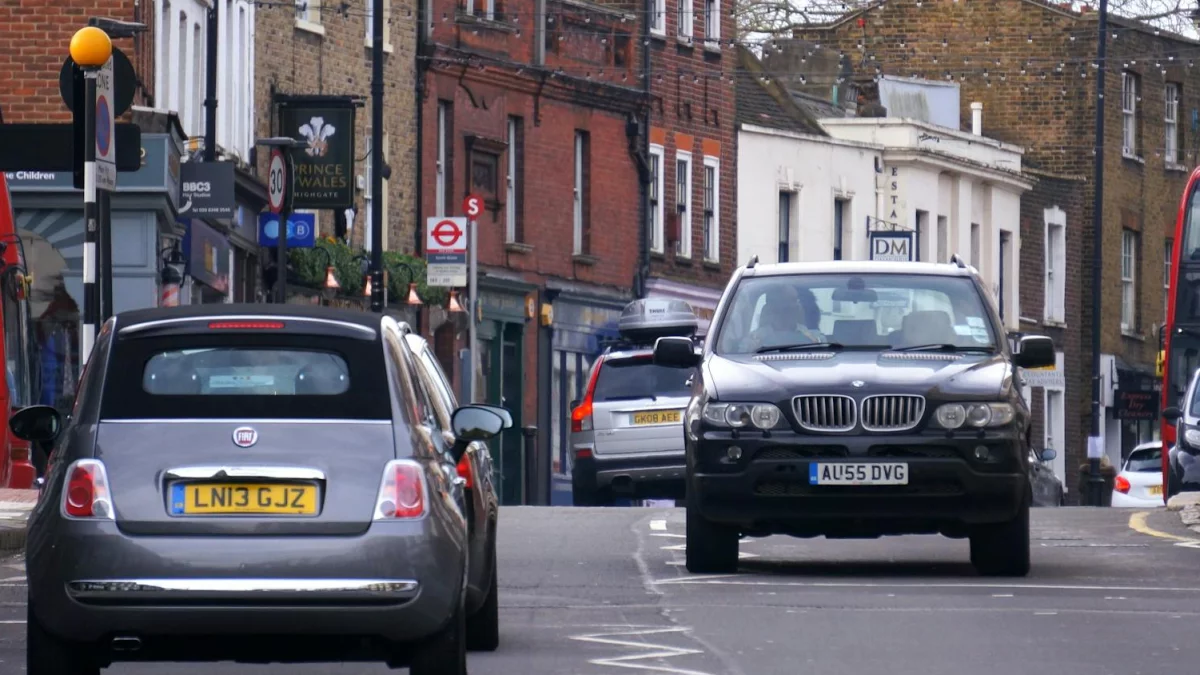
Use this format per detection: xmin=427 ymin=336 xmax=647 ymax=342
xmin=712 ymin=273 xmax=999 ymax=355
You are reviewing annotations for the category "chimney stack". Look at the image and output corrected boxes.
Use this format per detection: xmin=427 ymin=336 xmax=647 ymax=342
xmin=971 ymin=102 xmax=983 ymax=135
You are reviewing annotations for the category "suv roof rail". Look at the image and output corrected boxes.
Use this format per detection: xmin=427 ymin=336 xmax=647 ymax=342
xmin=949 ymin=254 xmax=968 ymax=269
xmin=746 ymin=254 xmax=759 ymax=269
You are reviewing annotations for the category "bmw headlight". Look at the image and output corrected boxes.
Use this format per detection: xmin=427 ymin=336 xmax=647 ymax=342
xmin=1184 ymin=427 xmax=1200 ymax=448
xmin=702 ymin=402 xmax=784 ymax=430
xmin=934 ymin=403 xmax=1015 ymax=429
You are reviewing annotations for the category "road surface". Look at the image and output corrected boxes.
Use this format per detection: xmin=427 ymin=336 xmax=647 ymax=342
xmin=0 ymin=506 xmax=1196 ymax=674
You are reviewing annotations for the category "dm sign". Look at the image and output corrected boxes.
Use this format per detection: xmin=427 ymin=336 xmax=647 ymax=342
xmin=869 ymin=231 xmax=915 ymax=262
xmin=278 ymin=99 xmax=356 ymax=210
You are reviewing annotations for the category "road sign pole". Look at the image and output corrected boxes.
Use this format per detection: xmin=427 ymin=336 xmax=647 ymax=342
xmin=277 ymin=152 xmax=293 ymax=304
xmin=100 ymin=188 xmax=113 ymax=321
xmin=81 ymin=68 xmax=99 ymax=367
xmin=467 ymin=216 xmax=478 ymax=403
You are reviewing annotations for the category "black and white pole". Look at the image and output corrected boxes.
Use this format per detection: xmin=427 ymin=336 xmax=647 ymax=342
xmin=82 ymin=68 xmax=99 ymax=362
xmin=69 ymin=25 xmax=113 ymax=364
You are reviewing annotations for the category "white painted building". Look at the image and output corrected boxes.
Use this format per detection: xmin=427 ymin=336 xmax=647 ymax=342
xmin=153 ymin=0 xmax=256 ymax=160
xmin=737 ymin=103 xmax=1032 ymax=332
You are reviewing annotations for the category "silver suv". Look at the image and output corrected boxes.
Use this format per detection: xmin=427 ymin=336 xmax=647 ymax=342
xmin=570 ymin=299 xmax=699 ymax=506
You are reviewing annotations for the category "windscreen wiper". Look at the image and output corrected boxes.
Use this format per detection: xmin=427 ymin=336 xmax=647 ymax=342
xmin=756 ymin=342 xmax=844 ymax=354
xmin=891 ymin=343 xmax=994 ymax=353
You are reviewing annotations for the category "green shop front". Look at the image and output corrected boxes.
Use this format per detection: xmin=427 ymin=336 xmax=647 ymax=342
xmin=473 ymin=277 xmax=537 ymax=505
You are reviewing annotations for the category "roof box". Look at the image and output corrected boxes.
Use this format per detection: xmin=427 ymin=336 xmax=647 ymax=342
xmin=618 ymin=298 xmax=698 ymax=343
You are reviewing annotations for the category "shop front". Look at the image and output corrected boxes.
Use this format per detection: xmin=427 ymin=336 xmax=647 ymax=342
xmin=541 ymin=289 xmax=625 ymax=506
xmin=5 ymin=131 xmax=184 ymax=413
xmin=475 ymin=276 xmax=537 ymax=505
xmin=644 ymin=277 xmax=722 ymax=335
xmin=1113 ymin=363 xmax=1161 ymax=462
xmin=182 ymin=218 xmax=232 ymax=303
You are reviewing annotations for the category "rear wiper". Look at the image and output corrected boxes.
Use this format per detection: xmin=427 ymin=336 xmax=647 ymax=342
xmin=756 ymin=342 xmax=844 ymax=354
xmin=891 ymin=343 xmax=994 ymax=353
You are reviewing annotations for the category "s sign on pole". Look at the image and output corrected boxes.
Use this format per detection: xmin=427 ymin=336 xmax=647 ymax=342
xmin=463 ymin=194 xmax=483 ymax=402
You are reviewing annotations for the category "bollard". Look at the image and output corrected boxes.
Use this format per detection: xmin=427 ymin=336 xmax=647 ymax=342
xmin=521 ymin=425 xmax=538 ymax=505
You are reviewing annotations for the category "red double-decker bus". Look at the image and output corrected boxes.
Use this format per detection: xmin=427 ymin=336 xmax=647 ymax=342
xmin=0 ymin=173 xmax=38 ymax=488
xmin=1161 ymin=166 xmax=1200 ymax=502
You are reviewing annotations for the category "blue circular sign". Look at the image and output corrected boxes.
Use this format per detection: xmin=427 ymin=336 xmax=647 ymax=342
xmin=96 ymin=95 xmax=112 ymax=157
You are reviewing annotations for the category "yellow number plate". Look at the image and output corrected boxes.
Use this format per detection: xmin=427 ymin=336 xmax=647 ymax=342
xmin=171 ymin=483 xmax=319 ymax=516
xmin=1149 ymin=485 xmax=1164 ymax=496
xmin=632 ymin=410 xmax=682 ymax=426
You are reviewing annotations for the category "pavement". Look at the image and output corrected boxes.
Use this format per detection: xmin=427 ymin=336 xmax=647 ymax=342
xmin=0 ymin=504 xmax=1198 ymax=673
xmin=0 ymin=489 xmax=35 ymax=554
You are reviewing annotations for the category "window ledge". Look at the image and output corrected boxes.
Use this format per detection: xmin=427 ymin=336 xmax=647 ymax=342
xmin=572 ymin=253 xmax=599 ymax=266
xmin=456 ymin=12 xmax=518 ymax=33
xmin=650 ymin=28 xmax=667 ymax=40
xmin=1166 ymin=162 xmax=1190 ymax=173
xmin=702 ymin=39 xmax=722 ymax=55
xmin=1121 ymin=330 xmax=1145 ymax=341
xmin=649 ymin=250 xmax=667 ymax=260
xmin=674 ymin=255 xmax=694 ymax=266
xmin=1042 ymin=319 xmax=1067 ymax=329
xmin=505 ymin=242 xmax=534 ymax=254
xmin=364 ymin=38 xmax=395 ymax=53
xmin=702 ymin=259 xmax=721 ymax=270
xmin=295 ymin=19 xmax=326 ymax=37
xmin=676 ymin=34 xmax=695 ymax=49
xmin=1121 ymin=150 xmax=1145 ymax=165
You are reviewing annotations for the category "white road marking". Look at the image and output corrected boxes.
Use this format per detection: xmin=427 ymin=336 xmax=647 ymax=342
xmin=650 ymin=520 xmax=668 ymax=531
xmin=992 ymin=594 xmax=1014 ymax=598
xmin=1034 ymin=612 xmax=1058 ymax=616
xmin=652 ymin=533 xmax=687 ymax=539
xmin=0 ymin=620 xmax=24 ymax=624
xmin=0 ymin=576 xmax=25 ymax=583
xmin=650 ymin=578 xmax=1200 ymax=593
xmin=569 ymin=627 xmax=714 ymax=674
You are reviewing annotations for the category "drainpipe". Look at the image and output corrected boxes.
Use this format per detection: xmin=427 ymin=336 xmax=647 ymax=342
xmin=636 ymin=0 xmax=653 ymax=299
xmin=970 ymin=102 xmax=983 ymax=136
xmin=414 ymin=10 xmax=426 ymax=335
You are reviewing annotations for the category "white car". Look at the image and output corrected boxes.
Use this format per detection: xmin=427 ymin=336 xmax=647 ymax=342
xmin=1112 ymin=441 xmax=1165 ymax=507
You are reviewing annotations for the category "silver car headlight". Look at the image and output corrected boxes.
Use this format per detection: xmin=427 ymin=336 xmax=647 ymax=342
xmin=702 ymin=402 xmax=784 ymax=430
xmin=934 ymin=403 xmax=1015 ymax=429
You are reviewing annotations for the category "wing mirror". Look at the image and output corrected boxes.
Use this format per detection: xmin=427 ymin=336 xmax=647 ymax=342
xmin=654 ymin=336 xmax=701 ymax=368
xmin=471 ymin=403 xmax=513 ymax=430
xmin=1038 ymin=448 xmax=1057 ymax=462
xmin=449 ymin=405 xmax=506 ymax=462
xmin=1014 ymin=335 xmax=1055 ymax=369
xmin=9 ymin=405 xmax=63 ymax=443
xmin=1163 ymin=406 xmax=1183 ymax=422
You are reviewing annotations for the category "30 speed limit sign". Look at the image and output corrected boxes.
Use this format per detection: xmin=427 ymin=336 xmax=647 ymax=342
xmin=268 ymin=149 xmax=287 ymax=214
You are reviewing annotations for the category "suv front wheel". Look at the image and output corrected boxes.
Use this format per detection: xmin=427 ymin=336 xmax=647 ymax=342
xmin=684 ymin=487 xmax=739 ymax=574
xmin=968 ymin=499 xmax=1031 ymax=577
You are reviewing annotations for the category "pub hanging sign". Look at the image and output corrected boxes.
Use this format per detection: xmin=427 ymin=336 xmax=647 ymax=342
xmin=277 ymin=96 xmax=357 ymax=210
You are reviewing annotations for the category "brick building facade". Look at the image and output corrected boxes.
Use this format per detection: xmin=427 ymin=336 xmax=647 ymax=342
xmin=419 ymin=0 xmax=646 ymax=504
xmin=796 ymin=0 xmax=1197 ymax=496
xmin=640 ymin=0 xmax=738 ymax=327
xmin=255 ymin=1 xmax=418 ymax=256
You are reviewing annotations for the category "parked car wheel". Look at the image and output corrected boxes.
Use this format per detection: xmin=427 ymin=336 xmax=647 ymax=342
xmin=27 ymin=604 xmax=99 ymax=675
xmin=684 ymin=488 xmax=739 ymax=574
xmin=467 ymin=542 xmax=500 ymax=652
xmin=409 ymin=600 xmax=467 ymax=675
xmin=969 ymin=500 xmax=1031 ymax=577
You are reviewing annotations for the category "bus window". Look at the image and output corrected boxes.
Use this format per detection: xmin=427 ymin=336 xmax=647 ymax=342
xmin=1184 ymin=185 xmax=1200 ymax=262
xmin=1167 ymin=333 xmax=1200 ymax=410
xmin=2 ymin=270 xmax=31 ymax=408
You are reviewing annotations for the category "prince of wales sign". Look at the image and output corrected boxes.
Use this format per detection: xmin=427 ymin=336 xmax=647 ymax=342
xmin=277 ymin=97 xmax=356 ymax=210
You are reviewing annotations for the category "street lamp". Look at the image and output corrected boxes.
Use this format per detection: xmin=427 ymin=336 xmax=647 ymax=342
xmin=310 ymin=247 xmax=339 ymax=305
xmin=1087 ymin=0 xmax=1109 ymax=506
xmin=384 ymin=261 xmax=423 ymax=307
xmin=448 ymin=289 xmax=466 ymax=314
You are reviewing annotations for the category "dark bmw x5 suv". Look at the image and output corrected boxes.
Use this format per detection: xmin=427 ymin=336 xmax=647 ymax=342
xmin=653 ymin=257 xmax=1056 ymax=577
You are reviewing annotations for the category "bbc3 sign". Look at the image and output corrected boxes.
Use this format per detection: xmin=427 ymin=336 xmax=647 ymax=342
xmin=869 ymin=231 xmax=915 ymax=262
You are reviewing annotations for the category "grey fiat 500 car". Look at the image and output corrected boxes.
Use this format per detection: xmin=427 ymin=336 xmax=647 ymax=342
xmin=10 ymin=304 xmax=507 ymax=675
